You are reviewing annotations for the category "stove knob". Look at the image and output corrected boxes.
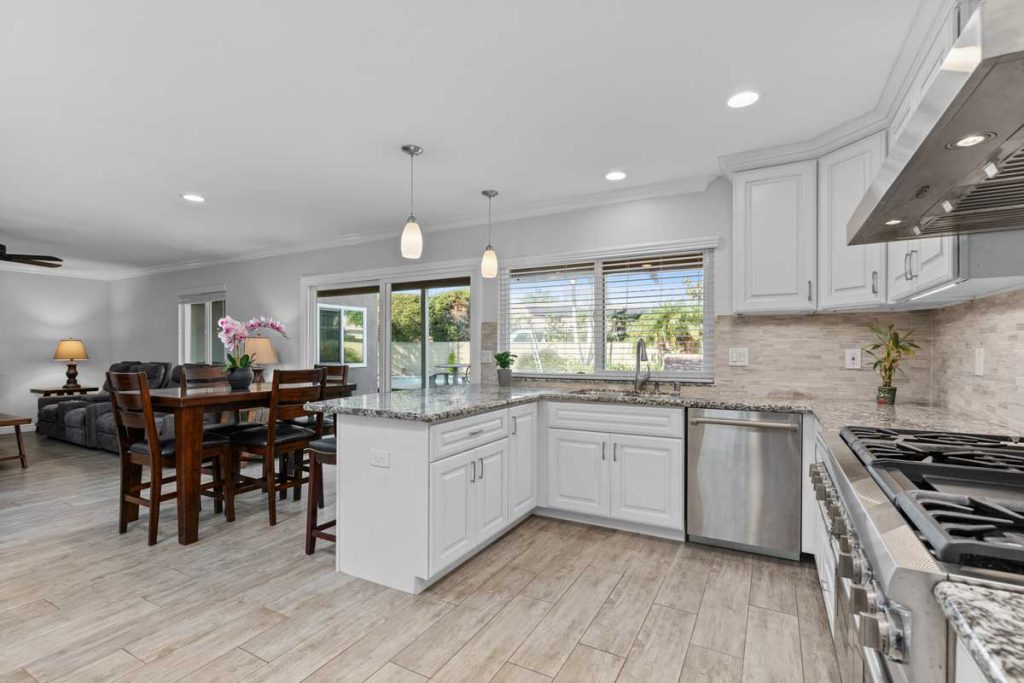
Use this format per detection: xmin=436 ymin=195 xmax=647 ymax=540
xmin=832 ymin=516 xmax=849 ymax=536
xmin=850 ymin=583 xmax=877 ymax=613
xmin=838 ymin=534 xmax=853 ymax=554
xmin=858 ymin=611 xmax=890 ymax=652
xmin=837 ymin=551 xmax=862 ymax=582
xmin=814 ymin=482 xmax=828 ymax=500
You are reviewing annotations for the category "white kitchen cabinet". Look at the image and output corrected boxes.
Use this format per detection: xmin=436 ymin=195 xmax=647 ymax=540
xmin=888 ymin=236 xmax=958 ymax=302
xmin=609 ymin=434 xmax=684 ymax=530
xmin=817 ymin=133 xmax=887 ymax=309
xmin=732 ymin=160 xmax=817 ymax=313
xmin=508 ymin=403 xmax=538 ymax=521
xmin=954 ymin=637 xmax=987 ymax=683
xmin=547 ymin=428 xmax=610 ymax=516
xmin=429 ymin=448 xmax=477 ymax=573
xmin=475 ymin=439 xmax=509 ymax=542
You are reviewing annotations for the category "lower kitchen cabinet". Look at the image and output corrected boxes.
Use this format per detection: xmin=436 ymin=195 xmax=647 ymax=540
xmin=429 ymin=439 xmax=509 ymax=575
xmin=508 ymin=403 xmax=538 ymax=521
xmin=547 ymin=427 xmax=684 ymax=530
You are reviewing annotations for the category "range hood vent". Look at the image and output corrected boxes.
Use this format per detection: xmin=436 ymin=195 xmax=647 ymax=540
xmin=848 ymin=0 xmax=1024 ymax=245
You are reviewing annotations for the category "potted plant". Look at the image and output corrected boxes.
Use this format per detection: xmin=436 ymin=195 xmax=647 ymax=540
xmin=218 ymin=315 xmax=288 ymax=390
xmin=863 ymin=322 xmax=920 ymax=405
xmin=494 ymin=351 xmax=517 ymax=387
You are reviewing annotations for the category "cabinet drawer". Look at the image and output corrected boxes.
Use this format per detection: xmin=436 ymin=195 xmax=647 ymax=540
xmin=546 ymin=402 xmax=683 ymax=438
xmin=430 ymin=409 xmax=509 ymax=462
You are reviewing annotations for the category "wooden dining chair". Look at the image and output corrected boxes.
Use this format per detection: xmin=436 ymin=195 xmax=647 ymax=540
xmin=305 ymin=436 xmax=337 ymax=554
xmin=228 ymin=368 xmax=326 ymax=526
xmin=289 ymin=364 xmax=348 ymax=436
xmin=180 ymin=365 xmax=260 ymax=437
xmin=109 ymin=371 xmax=229 ymax=545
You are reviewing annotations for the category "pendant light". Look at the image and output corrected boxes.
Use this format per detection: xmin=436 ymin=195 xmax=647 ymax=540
xmin=480 ymin=190 xmax=499 ymax=278
xmin=400 ymin=144 xmax=424 ymax=259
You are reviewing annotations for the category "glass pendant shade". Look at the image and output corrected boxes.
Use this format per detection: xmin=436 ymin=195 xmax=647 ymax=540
xmin=401 ymin=216 xmax=422 ymax=259
xmin=481 ymin=245 xmax=498 ymax=278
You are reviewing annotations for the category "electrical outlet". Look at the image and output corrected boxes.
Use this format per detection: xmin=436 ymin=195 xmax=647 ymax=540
xmin=975 ymin=348 xmax=985 ymax=376
xmin=845 ymin=349 xmax=861 ymax=370
xmin=370 ymin=450 xmax=391 ymax=468
xmin=728 ymin=347 xmax=749 ymax=366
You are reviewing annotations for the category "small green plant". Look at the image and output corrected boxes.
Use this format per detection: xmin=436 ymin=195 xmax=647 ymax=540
xmin=863 ymin=322 xmax=920 ymax=387
xmin=494 ymin=351 xmax=517 ymax=369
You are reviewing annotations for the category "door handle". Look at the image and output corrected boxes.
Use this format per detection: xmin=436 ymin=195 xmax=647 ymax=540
xmin=807 ymin=280 xmax=812 ymax=302
xmin=478 ymin=457 xmax=484 ymax=480
xmin=601 ymin=442 xmax=606 ymax=461
xmin=871 ymin=270 xmax=878 ymax=295
xmin=689 ymin=417 xmax=798 ymax=431
xmin=612 ymin=443 xmax=617 ymax=462
xmin=470 ymin=460 xmax=476 ymax=483
xmin=511 ymin=416 xmax=517 ymax=435
xmin=908 ymin=249 xmax=918 ymax=279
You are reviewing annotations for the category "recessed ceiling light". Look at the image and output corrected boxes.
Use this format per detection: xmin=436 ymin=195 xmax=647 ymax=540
xmin=727 ymin=91 xmax=760 ymax=108
xmin=885 ymin=219 xmax=902 ymax=226
xmin=605 ymin=171 xmax=628 ymax=181
xmin=951 ymin=133 xmax=994 ymax=148
xmin=180 ymin=193 xmax=206 ymax=203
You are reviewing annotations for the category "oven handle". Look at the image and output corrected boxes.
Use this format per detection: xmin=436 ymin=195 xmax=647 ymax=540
xmin=689 ymin=417 xmax=798 ymax=431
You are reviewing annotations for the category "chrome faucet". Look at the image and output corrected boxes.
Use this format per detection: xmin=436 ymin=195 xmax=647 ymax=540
xmin=634 ymin=338 xmax=651 ymax=393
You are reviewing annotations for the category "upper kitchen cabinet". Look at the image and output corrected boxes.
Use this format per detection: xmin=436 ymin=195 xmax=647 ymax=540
xmin=732 ymin=161 xmax=817 ymax=314
xmin=817 ymin=133 xmax=887 ymax=309
xmin=887 ymin=236 xmax=958 ymax=302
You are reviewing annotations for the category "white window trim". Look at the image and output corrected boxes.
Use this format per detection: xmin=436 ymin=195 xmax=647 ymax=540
xmin=316 ymin=303 xmax=369 ymax=368
xmin=499 ymin=240 xmax=717 ymax=382
xmin=177 ymin=289 xmax=227 ymax=365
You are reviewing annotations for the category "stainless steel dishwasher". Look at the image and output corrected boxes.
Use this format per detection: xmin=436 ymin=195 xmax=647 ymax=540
xmin=686 ymin=408 xmax=802 ymax=560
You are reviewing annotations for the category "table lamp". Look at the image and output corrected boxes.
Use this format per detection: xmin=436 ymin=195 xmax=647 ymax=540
xmin=243 ymin=335 xmax=279 ymax=384
xmin=53 ymin=338 xmax=88 ymax=388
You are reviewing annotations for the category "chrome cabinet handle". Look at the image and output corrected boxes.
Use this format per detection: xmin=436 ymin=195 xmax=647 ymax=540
xmin=478 ymin=457 xmax=484 ymax=480
xmin=807 ymin=280 xmax=812 ymax=302
xmin=470 ymin=460 xmax=476 ymax=483
xmin=871 ymin=270 xmax=878 ymax=294
xmin=511 ymin=416 xmax=517 ymax=435
xmin=612 ymin=443 xmax=617 ymax=462
xmin=903 ymin=252 xmax=911 ymax=280
xmin=689 ymin=417 xmax=798 ymax=431
xmin=908 ymin=249 xmax=918 ymax=279
xmin=601 ymin=442 xmax=606 ymax=461
xmin=467 ymin=428 xmax=484 ymax=437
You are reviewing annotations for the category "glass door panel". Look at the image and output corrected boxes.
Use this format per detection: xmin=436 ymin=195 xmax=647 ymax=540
xmin=390 ymin=287 xmax=424 ymax=390
xmin=427 ymin=285 xmax=471 ymax=386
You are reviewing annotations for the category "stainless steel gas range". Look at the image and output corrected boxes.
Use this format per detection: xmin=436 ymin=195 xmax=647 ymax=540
xmin=810 ymin=426 xmax=1024 ymax=683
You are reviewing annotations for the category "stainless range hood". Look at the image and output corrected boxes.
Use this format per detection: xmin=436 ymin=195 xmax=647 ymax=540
xmin=849 ymin=0 xmax=1024 ymax=245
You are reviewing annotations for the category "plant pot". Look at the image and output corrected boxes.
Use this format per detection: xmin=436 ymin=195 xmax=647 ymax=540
xmin=876 ymin=385 xmax=897 ymax=405
xmin=496 ymin=368 xmax=513 ymax=387
xmin=227 ymin=367 xmax=254 ymax=391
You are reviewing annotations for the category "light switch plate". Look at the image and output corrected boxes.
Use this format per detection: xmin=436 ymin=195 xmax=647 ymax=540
xmin=974 ymin=348 xmax=984 ymax=376
xmin=728 ymin=347 xmax=749 ymax=366
xmin=370 ymin=449 xmax=391 ymax=468
xmin=845 ymin=349 xmax=861 ymax=370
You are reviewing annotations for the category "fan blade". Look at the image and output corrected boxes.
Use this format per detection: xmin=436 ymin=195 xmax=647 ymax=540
xmin=6 ymin=256 xmax=63 ymax=268
xmin=4 ymin=253 xmax=63 ymax=262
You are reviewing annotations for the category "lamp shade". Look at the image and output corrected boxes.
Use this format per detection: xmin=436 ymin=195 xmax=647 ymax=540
xmin=243 ymin=336 xmax=279 ymax=365
xmin=53 ymin=339 xmax=88 ymax=361
xmin=401 ymin=218 xmax=423 ymax=259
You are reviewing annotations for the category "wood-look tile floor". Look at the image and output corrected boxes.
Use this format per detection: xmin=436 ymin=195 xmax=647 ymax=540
xmin=0 ymin=435 xmax=840 ymax=682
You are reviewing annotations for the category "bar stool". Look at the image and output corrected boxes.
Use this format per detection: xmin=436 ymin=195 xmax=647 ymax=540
xmin=305 ymin=436 xmax=337 ymax=554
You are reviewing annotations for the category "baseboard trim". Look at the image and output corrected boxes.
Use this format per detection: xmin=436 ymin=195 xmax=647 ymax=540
xmin=0 ymin=423 xmax=35 ymax=435
xmin=533 ymin=507 xmax=687 ymax=542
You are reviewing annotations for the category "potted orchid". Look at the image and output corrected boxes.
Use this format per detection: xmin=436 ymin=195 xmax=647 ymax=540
xmin=217 ymin=315 xmax=288 ymax=390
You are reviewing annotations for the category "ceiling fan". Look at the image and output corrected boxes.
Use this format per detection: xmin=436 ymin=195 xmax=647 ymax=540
xmin=0 ymin=243 xmax=63 ymax=268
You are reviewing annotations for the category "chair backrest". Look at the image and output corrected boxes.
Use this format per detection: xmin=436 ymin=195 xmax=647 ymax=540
xmin=107 ymin=371 xmax=162 ymax=466
xmin=315 ymin=363 xmax=349 ymax=384
xmin=267 ymin=368 xmax=327 ymax=437
xmin=179 ymin=364 xmax=230 ymax=397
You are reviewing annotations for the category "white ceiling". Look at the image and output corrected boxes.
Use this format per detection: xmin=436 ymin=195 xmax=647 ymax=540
xmin=0 ymin=0 xmax=930 ymax=275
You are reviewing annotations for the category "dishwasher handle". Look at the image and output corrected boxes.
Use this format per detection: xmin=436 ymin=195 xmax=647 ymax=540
xmin=689 ymin=416 xmax=798 ymax=431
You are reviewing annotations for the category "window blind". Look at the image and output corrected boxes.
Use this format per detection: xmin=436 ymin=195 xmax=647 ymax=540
xmin=500 ymin=250 xmax=714 ymax=380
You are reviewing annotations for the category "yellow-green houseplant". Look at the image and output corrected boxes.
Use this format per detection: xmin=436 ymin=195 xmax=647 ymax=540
xmin=863 ymin=322 xmax=920 ymax=405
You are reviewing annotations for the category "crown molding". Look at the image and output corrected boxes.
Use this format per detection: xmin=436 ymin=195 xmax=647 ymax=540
xmin=718 ymin=0 xmax=954 ymax=178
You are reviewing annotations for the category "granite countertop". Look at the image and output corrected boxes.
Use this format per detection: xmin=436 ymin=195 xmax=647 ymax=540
xmin=935 ymin=582 xmax=1024 ymax=683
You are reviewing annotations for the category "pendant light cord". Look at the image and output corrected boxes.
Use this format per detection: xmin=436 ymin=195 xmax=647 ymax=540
xmin=487 ymin=195 xmax=492 ymax=244
xmin=409 ymin=154 xmax=415 ymax=216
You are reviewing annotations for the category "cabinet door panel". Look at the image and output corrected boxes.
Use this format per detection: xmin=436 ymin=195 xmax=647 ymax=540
xmin=546 ymin=429 xmax=609 ymax=516
xmin=475 ymin=440 xmax=509 ymax=542
xmin=609 ymin=435 xmax=683 ymax=530
xmin=887 ymin=241 xmax=914 ymax=301
xmin=911 ymin=236 xmax=957 ymax=292
xmin=818 ymin=134 xmax=886 ymax=308
xmin=509 ymin=404 xmax=538 ymax=521
xmin=429 ymin=450 xmax=476 ymax=574
xmin=733 ymin=161 xmax=817 ymax=313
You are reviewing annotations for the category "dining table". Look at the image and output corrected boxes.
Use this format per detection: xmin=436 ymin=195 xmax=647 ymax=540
xmin=141 ymin=380 xmax=356 ymax=544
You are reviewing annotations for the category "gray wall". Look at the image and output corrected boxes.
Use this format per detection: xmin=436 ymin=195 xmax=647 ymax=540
xmin=108 ymin=180 xmax=733 ymax=369
xmin=0 ymin=270 xmax=112 ymax=419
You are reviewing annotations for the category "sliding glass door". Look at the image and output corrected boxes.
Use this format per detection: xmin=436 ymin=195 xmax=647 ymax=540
xmin=390 ymin=278 xmax=471 ymax=390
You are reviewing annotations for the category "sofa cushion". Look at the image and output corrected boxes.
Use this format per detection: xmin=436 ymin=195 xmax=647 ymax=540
xmin=38 ymin=403 xmax=60 ymax=423
xmin=101 ymin=362 xmax=170 ymax=391
xmin=64 ymin=407 xmax=88 ymax=429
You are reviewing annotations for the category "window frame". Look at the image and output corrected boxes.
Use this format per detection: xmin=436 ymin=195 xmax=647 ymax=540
xmin=316 ymin=303 xmax=369 ymax=368
xmin=499 ymin=244 xmax=716 ymax=382
xmin=177 ymin=293 xmax=226 ymax=366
